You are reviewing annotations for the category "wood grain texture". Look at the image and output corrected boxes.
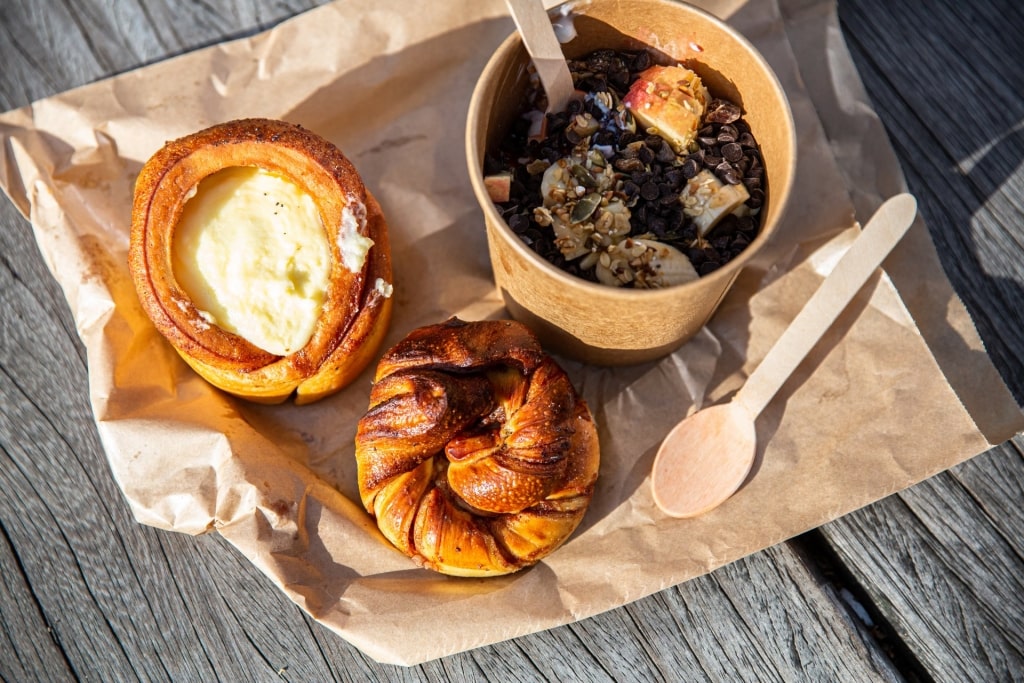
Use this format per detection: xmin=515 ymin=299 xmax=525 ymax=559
xmin=835 ymin=0 xmax=1024 ymax=403
xmin=819 ymin=443 xmax=1024 ymax=679
xmin=0 ymin=0 xmax=326 ymax=111
xmin=822 ymin=0 xmax=1024 ymax=680
xmin=0 ymin=0 xmax=1021 ymax=680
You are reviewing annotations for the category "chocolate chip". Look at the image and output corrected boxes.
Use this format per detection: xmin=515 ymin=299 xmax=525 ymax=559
xmin=508 ymin=213 xmax=529 ymax=232
xmin=635 ymin=203 xmax=650 ymax=226
xmin=523 ymin=228 xmax=544 ymax=245
xmin=705 ymin=99 xmax=742 ymax=124
xmin=620 ymin=143 xmax=641 ymax=159
xmin=735 ymin=215 xmax=755 ymax=235
xmin=747 ymin=188 xmax=765 ymax=209
xmin=703 ymin=154 xmax=723 ymax=169
xmin=664 ymin=168 xmax=685 ymax=188
xmin=583 ymin=75 xmax=609 ymax=93
xmin=681 ymin=157 xmax=701 ymax=179
xmin=722 ymin=142 xmax=743 ymax=163
xmin=586 ymin=50 xmax=613 ymax=72
xmin=716 ymin=162 xmax=741 ymax=185
xmin=666 ymin=208 xmax=685 ymax=231
xmin=614 ymin=157 xmax=646 ymax=173
xmin=631 ymin=51 xmax=651 ymax=72
xmin=699 ymin=261 xmax=720 ymax=276
xmin=609 ymin=69 xmax=631 ymax=89
xmin=640 ymin=181 xmax=660 ymax=201
xmin=714 ymin=214 xmax=738 ymax=233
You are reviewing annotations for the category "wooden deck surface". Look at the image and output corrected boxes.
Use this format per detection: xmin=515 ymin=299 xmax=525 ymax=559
xmin=1 ymin=0 xmax=1021 ymax=680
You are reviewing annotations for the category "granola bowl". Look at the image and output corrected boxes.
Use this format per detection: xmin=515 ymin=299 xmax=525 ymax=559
xmin=466 ymin=0 xmax=795 ymax=365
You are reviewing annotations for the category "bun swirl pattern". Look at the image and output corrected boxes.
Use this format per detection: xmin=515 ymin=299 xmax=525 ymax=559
xmin=355 ymin=318 xmax=600 ymax=576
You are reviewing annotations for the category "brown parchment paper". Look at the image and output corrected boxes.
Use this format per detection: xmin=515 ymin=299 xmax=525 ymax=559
xmin=1 ymin=0 xmax=1021 ymax=666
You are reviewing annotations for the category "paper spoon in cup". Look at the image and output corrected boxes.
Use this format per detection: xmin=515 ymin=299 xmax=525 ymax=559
xmin=651 ymin=193 xmax=918 ymax=518
xmin=505 ymin=0 xmax=576 ymax=113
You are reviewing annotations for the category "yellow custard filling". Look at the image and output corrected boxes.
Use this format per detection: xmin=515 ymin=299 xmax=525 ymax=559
xmin=172 ymin=166 xmax=331 ymax=356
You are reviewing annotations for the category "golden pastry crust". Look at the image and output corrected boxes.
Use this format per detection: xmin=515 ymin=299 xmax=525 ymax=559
xmin=355 ymin=318 xmax=600 ymax=576
xmin=128 ymin=118 xmax=392 ymax=404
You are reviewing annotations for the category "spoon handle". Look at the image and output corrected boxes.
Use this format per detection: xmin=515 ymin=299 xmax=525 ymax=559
xmin=505 ymin=0 xmax=575 ymax=113
xmin=735 ymin=193 xmax=918 ymax=418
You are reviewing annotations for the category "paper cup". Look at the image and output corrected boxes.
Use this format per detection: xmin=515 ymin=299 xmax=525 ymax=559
xmin=466 ymin=0 xmax=796 ymax=365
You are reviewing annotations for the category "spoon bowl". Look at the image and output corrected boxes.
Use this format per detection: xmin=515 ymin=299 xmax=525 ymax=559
xmin=651 ymin=402 xmax=756 ymax=518
xmin=651 ymin=194 xmax=918 ymax=518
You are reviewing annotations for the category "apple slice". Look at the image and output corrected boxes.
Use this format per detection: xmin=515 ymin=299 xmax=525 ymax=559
xmin=622 ymin=65 xmax=709 ymax=152
xmin=484 ymin=171 xmax=513 ymax=203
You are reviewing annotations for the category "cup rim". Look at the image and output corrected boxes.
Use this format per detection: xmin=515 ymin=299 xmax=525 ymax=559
xmin=466 ymin=0 xmax=796 ymax=302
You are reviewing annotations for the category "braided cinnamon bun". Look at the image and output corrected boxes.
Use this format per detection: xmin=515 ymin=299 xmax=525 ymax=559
xmin=355 ymin=318 xmax=600 ymax=576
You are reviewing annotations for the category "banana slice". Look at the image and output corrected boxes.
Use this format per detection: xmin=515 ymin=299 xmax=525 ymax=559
xmin=540 ymin=159 xmax=573 ymax=207
xmin=682 ymin=169 xmax=750 ymax=236
xmin=595 ymin=237 xmax=698 ymax=288
xmin=539 ymin=157 xmax=629 ymax=261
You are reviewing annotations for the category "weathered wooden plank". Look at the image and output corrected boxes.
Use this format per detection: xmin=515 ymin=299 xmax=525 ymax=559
xmin=817 ymin=0 xmax=1024 ymax=679
xmin=1 ymin=216 xmax=225 ymax=681
xmin=819 ymin=443 xmax=1024 ymax=679
xmin=836 ymin=0 xmax=1024 ymax=402
xmin=0 ymin=518 xmax=76 ymax=683
xmin=0 ymin=0 xmax=327 ymax=111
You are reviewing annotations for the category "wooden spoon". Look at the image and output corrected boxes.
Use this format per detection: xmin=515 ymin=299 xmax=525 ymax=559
xmin=505 ymin=0 xmax=575 ymax=113
xmin=651 ymin=193 xmax=918 ymax=518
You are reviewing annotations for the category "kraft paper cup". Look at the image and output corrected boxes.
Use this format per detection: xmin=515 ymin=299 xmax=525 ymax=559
xmin=466 ymin=0 xmax=796 ymax=365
